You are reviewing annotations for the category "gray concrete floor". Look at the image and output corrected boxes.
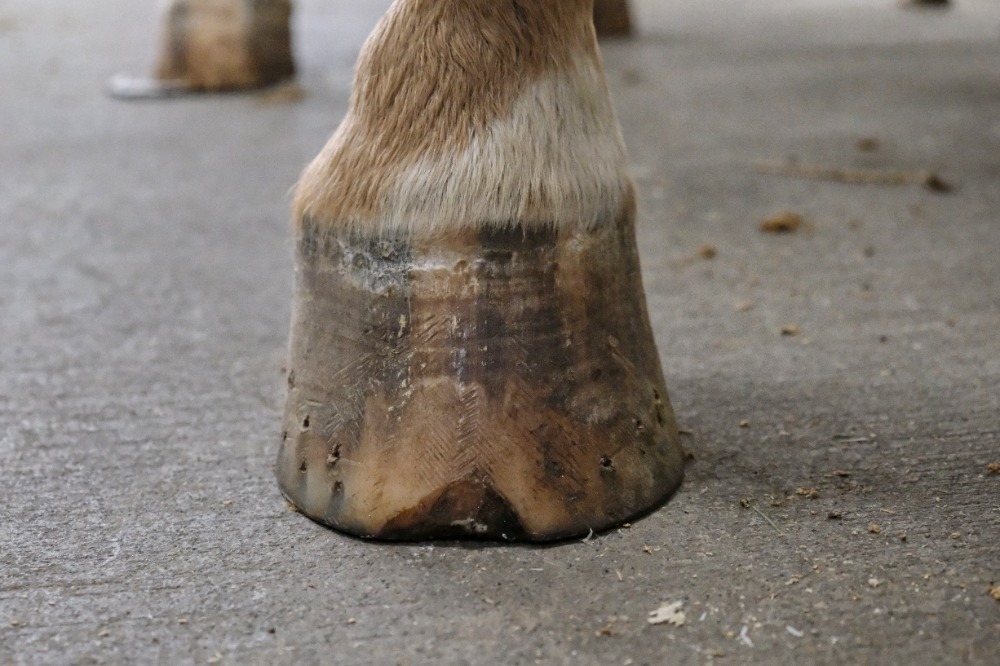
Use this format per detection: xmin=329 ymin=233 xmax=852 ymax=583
xmin=2 ymin=0 xmax=999 ymax=664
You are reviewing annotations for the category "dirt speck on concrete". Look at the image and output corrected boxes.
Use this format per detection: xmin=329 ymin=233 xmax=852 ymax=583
xmin=760 ymin=212 xmax=804 ymax=233
xmin=781 ymin=324 xmax=801 ymax=337
xmin=856 ymin=137 xmax=881 ymax=152
xmin=921 ymin=172 xmax=953 ymax=193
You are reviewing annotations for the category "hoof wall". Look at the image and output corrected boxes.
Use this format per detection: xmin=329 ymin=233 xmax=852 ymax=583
xmin=278 ymin=219 xmax=685 ymax=542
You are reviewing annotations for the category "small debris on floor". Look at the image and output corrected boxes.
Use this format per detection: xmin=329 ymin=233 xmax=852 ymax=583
xmin=781 ymin=325 xmax=801 ymax=337
xmin=786 ymin=625 xmax=805 ymax=638
xmin=921 ymin=172 xmax=953 ymax=193
xmin=744 ymin=501 xmax=784 ymax=535
xmin=739 ymin=626 xmax=754 ymax=647
xmin=760 ymin=212 xmax=804 ymax=234
xmin=986 ymin=462 xmax=1000 ymax=475
xmin=648 ymin=601 xmax=686 ymax=626
xmin=833 ymin=470 xmax=851 ymax=477
xmin=596 ymin=624 xmax=614 ymax=637
xmin=755 ymin=160 xmax=954 ymax=193
xmin=796 ymin=487 xmax=821 ymax=499
xmin=739 ymin=420 xmax=750 ymax=428
xmin=868 ymin=578 xmax=882 ymax=588
xmin=869 ymin=524 xmax=882 ymax=534
xmin=856 ymin=137 xmax=880 ymax=152
xmin=828 ymin=511 xmax=843 ymax=520
xmin=988 ymin=584 xmax=1000 ymax=602
xmin=698 ymin=244 xmax=718 ymax=259
xmin=735 ymin=301 xmax=755 ymax=312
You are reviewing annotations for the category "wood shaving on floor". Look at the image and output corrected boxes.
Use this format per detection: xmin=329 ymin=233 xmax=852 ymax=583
xmin=648 ymin=601 xmax=686 ymax=626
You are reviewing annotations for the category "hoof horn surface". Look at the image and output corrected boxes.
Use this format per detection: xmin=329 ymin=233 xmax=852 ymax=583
xmin=278 ymin=217 xmax=684 ymax=541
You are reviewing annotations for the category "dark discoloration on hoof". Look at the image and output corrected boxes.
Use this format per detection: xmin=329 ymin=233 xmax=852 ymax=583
xmin=379 ymin=477 xmax=527 ymax=541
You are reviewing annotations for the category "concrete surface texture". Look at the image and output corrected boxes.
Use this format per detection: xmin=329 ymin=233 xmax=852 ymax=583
xmin=1 ymin=0 xmax=999 ymax=663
